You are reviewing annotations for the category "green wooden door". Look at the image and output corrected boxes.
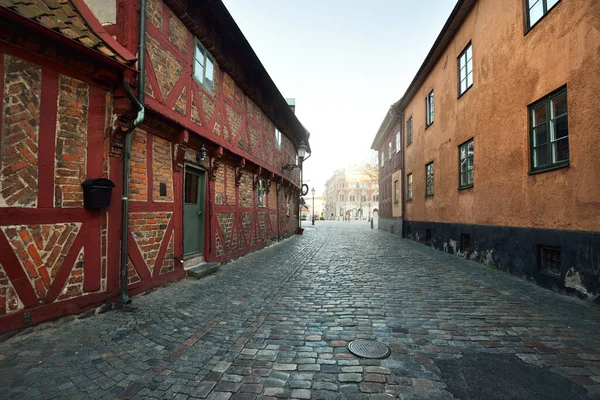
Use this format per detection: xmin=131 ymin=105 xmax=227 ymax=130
xmin=183 ymin=166 xmax=206 ymax=257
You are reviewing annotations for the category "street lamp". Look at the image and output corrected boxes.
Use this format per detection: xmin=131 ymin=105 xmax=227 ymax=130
xmin=311 ymin=187 xmax=315 ymax=225
xmin=283 ymin=141 xmax=309 ymax=234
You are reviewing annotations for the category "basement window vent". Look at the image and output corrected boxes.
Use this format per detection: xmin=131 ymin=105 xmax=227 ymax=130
xmin=406 ymin=225 xmax=412 ymax=236
xmin=425 ymin=229 xmax=432 ymax=244
xmin=539 ymin=245 xmax=561 ymax=276
xmin=460 ymin=233 xmax=471 ymax=253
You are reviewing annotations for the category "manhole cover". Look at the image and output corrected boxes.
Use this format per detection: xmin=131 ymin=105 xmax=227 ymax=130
xmin=347 ymin=339 xmax=391 ymax=359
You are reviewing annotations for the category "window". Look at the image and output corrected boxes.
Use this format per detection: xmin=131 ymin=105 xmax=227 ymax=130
xmin=458 ymin=43 xmax=473 ymax=95
xmin=286 ymin=197 xmax=290 ymax=216
xmin=372 ymin=193 xmax=379 ymax=202
xmin=194 ymin=40 xmax=215 ymax=93
xmin=426 ymin=162 xmax=434 ymax=196
xmin=394 ymin=180 xmax=399 ymax=203
xmin=339 ymin=182 xmax=345 ymax=189
xmin=338 ymin=193 xmax=344 ymax=202
xmin=360 ymin=193 xmax=367 ymax=202
xmin=275 ymin=129 xmax=281 ymax=150
xmin=257 ymin=178 xmax=266 ymax=207
xmin=527 ymin=0 xmax=560 ymax=29
xmin=529 ymin=87 xmax=568 ymax=172
xmin=407 ymin=173 xmax=413 ymax=201
xmin=380 ymin=151 xmax=384 ymax=167
xmin=459 ymin=139 xmax=474 ymax=188
xmin=460 ymin=233 xmax=471 ymax=253
xmin=538 ymin=245 xmax=561 ymax=275
xmin=349 ymin=193 xmax=356 ymax=202
xmin=388 ymin=142 xmax=392 ymax=160
xmin=395 ymin=131 xmax=401 ymax=153
xmin=426 ymin=91 xmax=434 ymax=126
xmin=407 ymin=117 xmax=412 ymax=145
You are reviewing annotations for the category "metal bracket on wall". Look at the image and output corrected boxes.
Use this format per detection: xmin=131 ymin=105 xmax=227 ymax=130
xmin=209 ymin=146 xmax=223 ymax=181
xmin=173 ymin=129 xmax=189 ymax=172
xmin=235 ymin=158 xmax=245 ymax=187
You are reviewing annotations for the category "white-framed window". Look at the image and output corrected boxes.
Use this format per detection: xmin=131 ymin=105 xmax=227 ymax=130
xmin=372 ymin=193 xmax=379 ymax=202
xmin=388 ymin=142 xmax=392 ymax=160
xmin=360 ymin=193 xmax=367 ymax=202
xmin=275 ymin=128 xmax=281 ymax=150
xmin=380 ymin=151 xmax=384 ymax=167
xmin=193 ymin=40 xmax=215 ymax=93
xmin=395 ymin=131 xmax=401 ymax=153
xmin=257 ymin=178 xmax=266 ymax=207
xmin=286 ymin=197 xmax=290 ymax=216
xmin=527 ymin=0 xmax=560 ymax=29
xmin=426 ymin=91 xmax=434 ymax=127
xmin=458 ymin=43 xmax=473 ymax=95
xmin=338 ymin=193 xmax=344 ymax=202
xmin=349 ymin=193 xmax=356 ymax=202
xmin=407 ymin=173 xmax=413 ymax=200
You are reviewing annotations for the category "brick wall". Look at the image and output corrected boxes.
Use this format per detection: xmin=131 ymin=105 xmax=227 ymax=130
xmin=152 ymin=136 xmax=173 ymax=202
xmin=1 ymin=54 xmax=41 ymax=208
xmin=129 ymin=212 xmax=172 ymax=275
xmin=55 ymin=75 xmax=89 ymax=208
xmin=129 ymin=128 xmax=148 ymax=201
xmin=0 ymin=264 xmax=21 ymax=316
xmin=225 ymin=165 xmax=235 ymax=205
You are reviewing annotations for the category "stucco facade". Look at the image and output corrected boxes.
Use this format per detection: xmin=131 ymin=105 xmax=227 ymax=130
xmin=373 ymin=0 xmax=600 ymax=301
xmin=324 ymin=166 xmax=379 ymax=221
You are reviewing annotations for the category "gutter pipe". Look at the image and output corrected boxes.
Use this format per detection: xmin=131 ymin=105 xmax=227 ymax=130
xmin=120 ymin=0 xmax=146 ymax=305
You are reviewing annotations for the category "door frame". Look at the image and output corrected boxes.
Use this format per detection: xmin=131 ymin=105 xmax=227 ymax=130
xmin=183 ymin=163 xmax=208 ymax=259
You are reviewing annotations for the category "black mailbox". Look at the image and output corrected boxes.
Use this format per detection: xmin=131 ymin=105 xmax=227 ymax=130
xmin=81 ymin=178 xmax=115 ymax=209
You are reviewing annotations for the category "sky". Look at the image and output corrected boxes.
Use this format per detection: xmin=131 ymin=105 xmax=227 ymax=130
xmin=222 ymin=0 xmax=458 ymax=195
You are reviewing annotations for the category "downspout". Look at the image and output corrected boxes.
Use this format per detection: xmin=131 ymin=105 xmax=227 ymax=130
xmin=120 ymin=0 xmax=146 ymax=305
xmin=391 ymin=107 xmax=405 ymax=237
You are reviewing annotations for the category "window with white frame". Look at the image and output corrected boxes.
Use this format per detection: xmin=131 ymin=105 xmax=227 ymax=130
xmin=372 ymin=193 xmax=379 ymax=202
xmin=274 ymin=128 xmax=281 ymax=150
xmin=194 ymin=40 xmax=215 ymax=93
xmin=527 ymin=0 xmax=560 ymax=29
xmin=459 ymin=139 xmax=474 ymax=188
xmin=407 ymin=117 xmax=413 ymax=145
xmin=407 ymin=173 xmax=413 ymax=200
xmin=349 ymin=193 xmax=356 ymax=202
xmin=426 ymin=162 xmax=434 ymax=196
xmin=338 ymin=193 xmax=344 ymax=202
xmin=360 ymin=193 xmax=367 ymax=202
xmin=380 ymin=151 xmax=384 ymax=167
xmin=426 ymin=91 xmax=434 ymax=127
xmin=395 ymin=131 xmax=401 ymax=153
xmin=458 ymin=43 xmax=473 ymax=95
xmin=388 ymin=142 xmax=392 ymax=160
xmin=257 ymin=178 xmax=266 ymax=207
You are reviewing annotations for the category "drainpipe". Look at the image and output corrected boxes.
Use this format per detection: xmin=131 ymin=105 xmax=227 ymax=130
xmin=120 ymin=0 xmax=146 ymax=305
xmin=391 ymin=107 xmax=405 ymax=237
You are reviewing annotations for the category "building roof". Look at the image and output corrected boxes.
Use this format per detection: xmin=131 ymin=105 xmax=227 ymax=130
xmin=163 ymin=0 xmax=311 ymax=154
xmin=371 ymin=0 xmax=477 ymax=149
xmin=0 ymin=0 xmax=136 ymax=66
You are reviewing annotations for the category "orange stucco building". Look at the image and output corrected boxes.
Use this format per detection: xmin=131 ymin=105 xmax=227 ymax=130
xmin=372 ymin=0 xmax=600 ymax=301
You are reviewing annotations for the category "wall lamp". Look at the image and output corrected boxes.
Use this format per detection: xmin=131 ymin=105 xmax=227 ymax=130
xmin=282 ymin=141 xmax=308 ymax=171
xmin=196 ymin=145 xmax=208 ymax=162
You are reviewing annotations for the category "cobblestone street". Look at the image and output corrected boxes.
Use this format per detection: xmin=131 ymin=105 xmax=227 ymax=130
xmin=1 ymin=222 xmax=599 ymax=399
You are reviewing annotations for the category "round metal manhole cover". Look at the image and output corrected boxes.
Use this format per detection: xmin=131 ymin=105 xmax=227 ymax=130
xmin=347 ymin=339 xmax=391 ymax=359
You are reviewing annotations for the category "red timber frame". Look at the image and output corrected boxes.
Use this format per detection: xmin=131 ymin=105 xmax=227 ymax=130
xmin=113 ymin=0 xmax=301 ymax=264
xmin=0 ymin=42 xmax=120 ymax=332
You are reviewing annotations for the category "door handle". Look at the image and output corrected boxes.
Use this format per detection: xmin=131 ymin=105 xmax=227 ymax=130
xmin=198 ymin=211 xmax=202 ymax=215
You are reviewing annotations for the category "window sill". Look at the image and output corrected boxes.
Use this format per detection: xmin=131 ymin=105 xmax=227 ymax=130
xmin=524 ymin=2 xmax=561 ymax=36
xmin=458 ymin=184 xmax=474 ymax=191
xmin=407 ymin=198 xmax=412 ymax=202
xmin=457 ymin=85 xmax=473 ymax=100
xmin=528 ymin=162 xmax=569 ymax=176
xmin=425 ymin=194 xmax=434 ymax=198
xmin=425 ymin=122 xmax=434 ymax=131
xmin=192 ymin=76 xmax=216 ymax=99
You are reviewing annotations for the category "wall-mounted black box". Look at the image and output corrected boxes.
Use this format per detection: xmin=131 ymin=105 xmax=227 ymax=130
xmin=81 ymin=178 xmax=115 ymax=209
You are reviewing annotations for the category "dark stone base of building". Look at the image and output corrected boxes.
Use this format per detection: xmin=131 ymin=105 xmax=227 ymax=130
xmin=378 ymin=218 xmax=403 ymax=236
xmin=403 ymin=220 xmax=600 ymax=303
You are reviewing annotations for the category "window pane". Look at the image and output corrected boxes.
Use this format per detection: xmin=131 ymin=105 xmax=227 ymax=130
xmin=195 ymin=44 xmax=205 ymax=66
xmin=466 ymin=72 xmax=473 ymax=87
xmin=466 ymin=45 xmax=472 ymax=61
xmin=551 ymin=92 xmax=567 ymax=117
xmin=460 ymin=79 xmax=467 ymax=94
xmin=460 ymin=145 xmax=467 ymax=161
xmin=205 ymin=57 xmax=215 ymax=91
xmin=552 ymin=137 xmax=569 ymax=163
xmin=532 ymin=103 xmax=547 ymax=127
xmin=185 ymin=173 xmax=199 ymax=204
xmin=533 ymin=144 xmax=549 ymax=167
xmin=467 ymin=58 xmax=473 ymax=74
xmin=552 ymin=115 xmax=568 ymax=140
xmin=194 ymin=61 xmax=204 ymax=82
xmin=547 ymin=0 xmax=559 ymax=9
xmin=533 ymin=126 xmax=548 ymax=147
xmin=529 ymin=0 xmax=544 ymax=26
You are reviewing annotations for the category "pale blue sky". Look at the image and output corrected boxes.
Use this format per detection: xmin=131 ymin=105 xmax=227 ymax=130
xmin=222 ymin=0 xmax=458 ymax=194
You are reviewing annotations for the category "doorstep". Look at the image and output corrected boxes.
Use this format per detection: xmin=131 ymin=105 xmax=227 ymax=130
xmin=186 ymin=262 xmax=220 ymax=279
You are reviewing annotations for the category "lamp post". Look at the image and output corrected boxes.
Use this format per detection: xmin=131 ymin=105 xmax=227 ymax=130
xmin=311 ymin=187 xmax=315 ymax=225
xmin=283 ymin=142 xmax=308 ymax=234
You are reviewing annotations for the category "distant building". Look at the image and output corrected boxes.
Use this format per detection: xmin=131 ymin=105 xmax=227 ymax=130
xmin=324 ymin=166 xmax=379 ymax=220
xmin=371 ymin=0 xmax=600 ymax=301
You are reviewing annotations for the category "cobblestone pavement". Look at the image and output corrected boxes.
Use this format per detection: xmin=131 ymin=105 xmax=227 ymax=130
xmin=1 ymin=221 xmax=600 ymax=399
